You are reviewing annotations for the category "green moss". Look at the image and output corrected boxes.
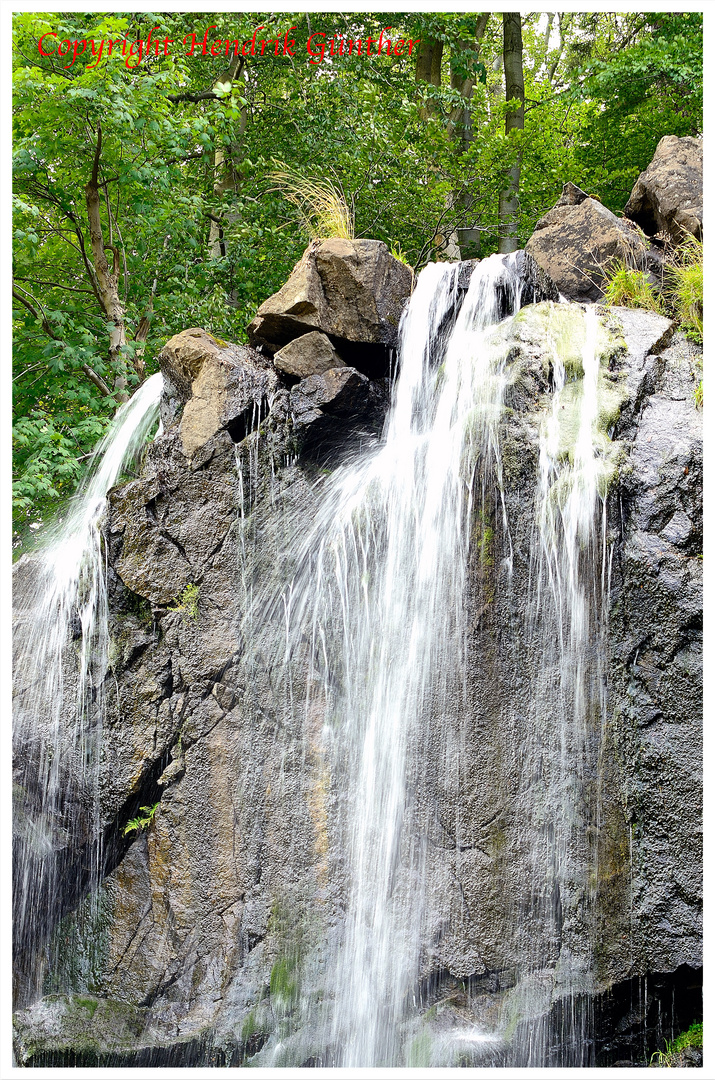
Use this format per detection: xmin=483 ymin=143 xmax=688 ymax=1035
xmin=651 ymin=1020 xmax=703 ymax=1066
xmin=489 ymin=823 xmax=507 ymax=857
xmin=241 ymin=1009 xmax=258 ymax=1042
xmin=513 ymin=302 xmax=587 ymax=379
xmin=672 ymin=1021 xmax=703 ymax=1052
xmin=207 ymin=332 xmax=230 ymax=348
xmin=406 ymin=1030 xmax=432 ymax=1067
xmin=13 ymin=995 xmax=149 ymax=1064
xmin=74 ymin=997 xmax=99 ymax=1018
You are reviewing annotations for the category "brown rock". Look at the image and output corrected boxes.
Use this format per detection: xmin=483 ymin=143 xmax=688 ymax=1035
xmin=273 ymin=330 xmax=345 ymax=379
xmin=158 ymin=329 xmax=277 ymax=445
xmin=525 ymin=193 xmax=657 ymax=302
xmin=179 ymin=348 xmax=276 ymax=459
xmin=158 ymin=328 xmax=222 ymax=399
xmin=624 ymin=134 xmax=703 ymax=242
xmin=247 ymin=239 xmax=412 ymax=360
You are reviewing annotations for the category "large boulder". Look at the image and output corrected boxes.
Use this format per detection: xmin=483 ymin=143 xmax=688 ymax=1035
xmin=624 ymin=135 xmax=703 ymax=242
xmin=158 ymin=328 xmax=278 ymax=459
xmin=248 ymin=238 xmax=413 ymax=376
xmin=525 ymin=183 xmax=660 ymax=302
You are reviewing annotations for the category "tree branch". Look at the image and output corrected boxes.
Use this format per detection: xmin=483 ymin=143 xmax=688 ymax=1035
xmin=12 ymin=285 xmax=112 ymax=396
xmin=167 ymin=89 xmax=221 ymax=104
xmin=13 ymin=277 xmax=96 ymax=296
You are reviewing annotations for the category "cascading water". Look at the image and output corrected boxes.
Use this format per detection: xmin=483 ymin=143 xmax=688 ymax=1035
xmin=506 ymin=304 xmax=612 ymax=1065
xmin=13 ymin=373 xmax=163 ymax=1004
xmin=245 ymin=258 xmax=616 ymax=1068
xmin=12 ymin=257 xmax=628 ymax=1067
xmin=248 ymin=255 xmax=543 ymax=1066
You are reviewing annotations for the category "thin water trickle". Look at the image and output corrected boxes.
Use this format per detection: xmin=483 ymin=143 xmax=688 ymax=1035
xmin=13 ymin=373 xmax=163 ymax=1003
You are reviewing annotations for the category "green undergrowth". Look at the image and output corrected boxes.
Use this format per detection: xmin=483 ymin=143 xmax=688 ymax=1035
xmin=601 ymin=234 xmax=703 ymax=348
xmin=650 ymin=1020 xmax=702 ymax=1066
xmin=666 ymin=235 xmax=703 ymax=343
xmin=601 ymin=260 xmax=662 ymax=313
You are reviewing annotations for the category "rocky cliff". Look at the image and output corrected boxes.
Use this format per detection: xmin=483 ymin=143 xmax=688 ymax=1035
xmin=13 ymin=242 xmax=702 ymax=1067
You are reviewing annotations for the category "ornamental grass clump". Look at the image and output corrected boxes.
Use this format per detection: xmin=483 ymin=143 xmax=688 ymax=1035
xmin=666 ymin=233 xmax=703 ymax=343
xmin=270 ymin=166 xmax=354 ymax=240
xmin=601 ymin=259 xmax=662 ymax=313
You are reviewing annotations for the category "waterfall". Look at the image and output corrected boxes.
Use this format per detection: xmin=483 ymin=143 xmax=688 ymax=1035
xmin=252 ymin=255 xmax=538 ymax=1066
xmin=12 ymin=259 xmax=620 ymax=1065
xmin=13 ymin=373 xmax=163 ymax=1003
xmin=246 ymin=258 xmax=615 ymax=1068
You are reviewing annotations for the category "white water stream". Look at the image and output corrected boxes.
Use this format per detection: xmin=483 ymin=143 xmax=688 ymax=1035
xmin=260 ymin=261 xmax=611 ymax=1066
xmin=13 ymin=374 xmax=163 ymax=996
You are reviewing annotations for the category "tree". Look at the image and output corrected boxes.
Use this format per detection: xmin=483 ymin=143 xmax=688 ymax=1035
xmin=12 ymin=11 xmax=703 ymax=540
xmin=497 ymin=13 xmax=524 ymax=254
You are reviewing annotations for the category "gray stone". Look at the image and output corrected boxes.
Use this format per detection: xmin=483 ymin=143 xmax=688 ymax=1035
xmin=247 ymin=239 xmax=412 ymax=360
xmin=14 ymin=303 xmax=701 ymax=1066
xmin=624 ymin=135 xmax=703 ymax=242
xmin=525 ymin=190 xmax=660 ymax=301
xmin=290 ymin=366 xmax=369 ymax=427
xmin=274 ymin=331 xmax=345 ymax=379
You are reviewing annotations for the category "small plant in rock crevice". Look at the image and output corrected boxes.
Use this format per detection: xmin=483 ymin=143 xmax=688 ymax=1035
xmin=170 ymin=582 xmax=200 ymax=623
xmin=123 ymin=802 xmax=159 ymax=837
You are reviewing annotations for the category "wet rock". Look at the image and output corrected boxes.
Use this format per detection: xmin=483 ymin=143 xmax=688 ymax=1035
xmin=525 ymin=185 xmax=660 ymax=301
xmin=289 ymin=366 xmax=373 ymax=461
xmin=274 ymin=330 xmax=345 ymax=379
xmin=290 ymin=366 xmax=369 ymax=426
xmin=248 ymin=239 xmax=412 ymax=375
xmin=14 ymin=302 xmax=701 ymax=1066
xmin=157 ymin=327 xmax=277 ymax=456
xmin=457 ymin=250 xmax=559 ymax=311
xmin=624 ymin=135 xmax=703 ymax=242
xmin=182 ymin=353 xmax=276 ymax=461
xmin=158 ymin=327 xmax=223 ymax=400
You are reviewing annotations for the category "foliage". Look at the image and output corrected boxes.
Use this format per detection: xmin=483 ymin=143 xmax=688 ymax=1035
xmin=270 ymin=167 xmax=354 ymax=240
xmin=12 ymin=11 xmax=703 ymax=528
xmin=123 ymin=802 xmax=159 ymax=836
xmin=170 ymin=582 xmax=200 ymax=622
xmin=650 ymin=1020 xmax=702 ymax=1066
xmin=601 ymin=261 xmax=662 ymax=314
xmin=666 ymin=235 xmax=703 ymax=343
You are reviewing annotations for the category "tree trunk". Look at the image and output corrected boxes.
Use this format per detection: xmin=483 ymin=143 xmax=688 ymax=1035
xmin=209 ymin=56 xmax=247 ymax=260
xmin=448 ymin=14 xmax=490 ymax=259
xmin=415 ymin=38 xmax=443 ymax=121
xmin=85 ymin=123 xmax=130 ymax=399
xmin=498 ymin=13 xmax=525 ymax=254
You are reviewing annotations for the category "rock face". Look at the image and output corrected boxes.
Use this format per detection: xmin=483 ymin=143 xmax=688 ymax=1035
xmin=13 ymin=256 xmax=702 ymax=1067
xmin=525 ymin=183 xmax=660 ymax=302
xmin=624 ymin=135 xmax=703 ymax=242
xmin=248 ymin=238 xmax=413 ymax=376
